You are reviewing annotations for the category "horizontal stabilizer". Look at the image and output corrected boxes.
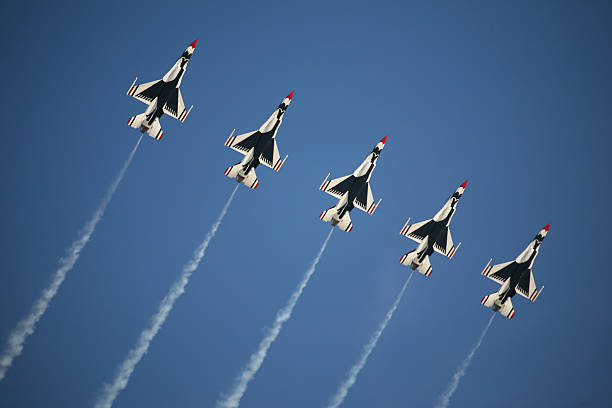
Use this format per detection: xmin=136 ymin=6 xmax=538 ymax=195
xmin=224 ymin=162 xmax=242 ymax=179
xmin=242 ymin=168 xmax=259 ymax=190
xmin=500 ymin=298 xmax=515 ymax=319
xmin=127 ymin=113 xmax=146 ymax=129
xmin=416 ymin=255 xmax=432 ymax=276
xmin=337 ymin=211 xmax=354 ymax=232
xmin=146 ymin=118 xmax=164 ymax=140
xmin=319 ymin=207 xmax=336 ymax=223
xmin=481 ymin=292 xmax=498 ymax=308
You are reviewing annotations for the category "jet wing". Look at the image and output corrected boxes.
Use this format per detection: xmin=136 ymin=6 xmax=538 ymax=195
xmin=258 ymin=139 xmax=288 ymax=171
xmin=481 ymin=260 xmax=515 ymax=285
xmin=127 ymin=79 xmax=164 ymax=105
xmin=163 ymin=89 xmax=193 ymax=122
xmin=319 ymin=174 xmax=355 ymax=199
xmin=353 ymin=183 xmax=381 ymax=214
xmin=224 ymin=130 xmax=260 ymax=155
xmin=400 ymin=219 xmax=435 ymax=244
xmin=515 ymin=270 xmax=542 ymax=301
xmin=432 ymin=228 xmax=461 ymax=259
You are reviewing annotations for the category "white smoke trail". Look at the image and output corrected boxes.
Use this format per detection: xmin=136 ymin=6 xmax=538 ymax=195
xmin=0 ymin=136 xmax=143 ymax=382
xmin=434 ymin=313 xmax=496 ymax=408
xmin=94 ymin=184 xmax=239 ymax=408
xmin=217 ymin=228 xmax=334 ymax=408
xmin=327 ymin=271 xmax=414 ymax=408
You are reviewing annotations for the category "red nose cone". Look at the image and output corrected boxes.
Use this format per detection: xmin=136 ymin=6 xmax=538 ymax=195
xmin=460 ymin=180 xmax=468 ymax=189
xmin=286 ymin=91 xmax=294 ymax=100
xmin=543 ymin=224 xmax=550 ymax=231
xmin=380 ymin=135 xmax=388 ymax=144
xmin=190 ymin=39 xmax=198 ymax=48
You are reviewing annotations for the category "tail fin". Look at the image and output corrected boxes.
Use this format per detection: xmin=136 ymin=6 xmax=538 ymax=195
xmin=146 ymin=118 xmax=164 ymax=140
xmin=399 ymin=251 xmax=432 ymax=276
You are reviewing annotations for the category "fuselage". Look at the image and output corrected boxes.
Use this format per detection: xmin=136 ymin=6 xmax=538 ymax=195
xmin=142 ymin=49 xmax=192 ymax=131
xmin=413 ymin=191 xmax=462 ymax=263
xmin=495 ymin=232 xmax=545 ymax=305
xmin=238 ymin=102 xmax=289 ymax=179
xmin=335 ymin=148 xmax=380 ymax=220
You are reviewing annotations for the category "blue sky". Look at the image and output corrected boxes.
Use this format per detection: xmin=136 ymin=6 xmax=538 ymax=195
xmin=0 ymin=1 xmax=610 ymax=407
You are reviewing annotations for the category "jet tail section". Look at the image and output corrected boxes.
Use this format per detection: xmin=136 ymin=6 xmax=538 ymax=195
xmin=127 ymin=113 xmax=146 ymax=129
xmin=319 ymin=206 xmax=336 ymax=223
xmin=399 ymin=251 xmax=432 ymax=277
xmin=481 ymin=293 xmax=515 ymax=319
xmin=481 ymin=292 xmax=498 ymax=308
xmin=336 ymin=211 xmax=353 ymax=232
xmin=319 ymin=207 xmax=353 ymax=232
xmin=127 ymin=114 xmax=164 ymax=140
xmin=224 ymin=164 xmax=259 ymax=189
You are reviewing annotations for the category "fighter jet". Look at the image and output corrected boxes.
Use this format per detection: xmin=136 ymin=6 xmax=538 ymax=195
xmin=398 ymin=181 xmax=467 ymax=276
xmin=223 ymin=92 xmax=293 ymax=189
xmin=480 ymin=225 xmax=548 ymax=319
xmin=126 ymin=40 xmax=197 ymax=140
xmin=318 ymin=136 xmax=386 ymax=232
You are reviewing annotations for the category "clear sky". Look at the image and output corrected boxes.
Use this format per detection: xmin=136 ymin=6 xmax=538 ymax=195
xmin=0 ymin=1 xmax=610 ymax=407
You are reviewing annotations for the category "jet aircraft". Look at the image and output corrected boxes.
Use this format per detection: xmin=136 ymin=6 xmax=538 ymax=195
xmin=126 ymin=40 xmax=197 ymax=140
xmin=398 ymin=181 xmax=466 ymax=276
xmin=480 ymin=225 xmax=548 ymax=319
xmin=223 ymin=92 xmax=293 ymax=189
xmin=318 ymin=136 xmax=386 ymax=232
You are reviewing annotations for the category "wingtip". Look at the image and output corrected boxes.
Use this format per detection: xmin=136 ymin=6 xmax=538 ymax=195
xmin=460 ymin=180 xmax=468 ymax=188
xmin=286 ymin=90 xmax=294 ymax=100
xmin=380 ymin=135 xmax=388 ymax=144
xmin=190 ymin=39 xmax=198 ymax=48
xmin=543 ymin=223 xmax=550 ymax=231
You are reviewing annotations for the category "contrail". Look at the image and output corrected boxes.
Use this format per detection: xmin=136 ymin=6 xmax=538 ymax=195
xmin=94 ymin=184 xmax=239 ymax=408
xmin=327 ymin=271 xmax=414 ymax=408
xmin=0 ymin=136 xmax=143 ymax=382
xmin=217 ymin=228 xmax=334 ymax=408
xmin=434 ymin=313 xmax=496 ymax=408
